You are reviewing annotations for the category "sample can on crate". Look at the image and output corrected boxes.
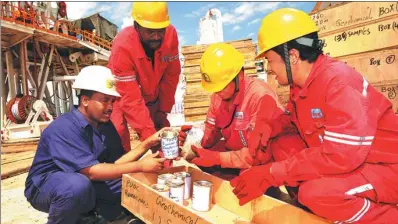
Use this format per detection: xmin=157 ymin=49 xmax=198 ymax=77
xmin=192 ymin=180 xmax=213 ymax=212
xmin=174 ymin=172 xmax=192 ymax=200
xmin=151 ymin=184 xmax=170 ymax=198
xmin=165 ymin=178 xmax=185 ymax=205
xmin=161 ymin=130 xmax=179 ymax=159
xmin=157 ymin=173 xmax=176 ymax=185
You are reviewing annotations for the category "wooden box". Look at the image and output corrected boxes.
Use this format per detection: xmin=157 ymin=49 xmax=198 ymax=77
xmin=122 ymin=166 xmax=328 ymax=224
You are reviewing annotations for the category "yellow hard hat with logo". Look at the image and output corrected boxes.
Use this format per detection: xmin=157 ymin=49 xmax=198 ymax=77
xmin=256 ymin=8 xmax=318 ymax=59
xmin=200 ymin=43 xmax=244 ymax=93
xmin=131 ymin=2 xmax=170 ymax=29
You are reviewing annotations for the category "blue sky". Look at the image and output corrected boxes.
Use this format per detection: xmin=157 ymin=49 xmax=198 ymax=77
xmin=66 ymin=2 xmax=316 ymax=47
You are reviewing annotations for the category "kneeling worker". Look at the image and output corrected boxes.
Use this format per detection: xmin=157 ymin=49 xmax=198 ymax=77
xmin=24 ymin=66 xmax=171 ymax=224
xmin=231 ymin=8 xmax=398 ymax=223
xmin=188 ymin=43 xmax=306 ymax=180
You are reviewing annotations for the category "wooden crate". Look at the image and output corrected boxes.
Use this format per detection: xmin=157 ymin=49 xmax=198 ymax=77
xmin=311 ymin=2 xmax=398 ymax=35
xmin=322 ymin=16 xmax=398 ymax=57
xmin=338 ymin=47 xmax=398 ymax=83
xmin=373 ymin=80 xmax=398 ymax=114
xmin=122 ymin=166 xmax=328 ymax=224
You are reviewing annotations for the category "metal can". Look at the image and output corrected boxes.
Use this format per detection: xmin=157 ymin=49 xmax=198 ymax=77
xmin=157 ymin=173 xmax=176 ymax=185
xmin=151 ymin=184 xmax=170 ymax=198
xmin=174 ymin=172 xmax=192 ymax=200
xmin=165 ymin=178 xmax=185 ymax=205
xmin=161 ymin=130 xmax=179 ymax=159
xmin=192 ymin=180 xmax=213 ymax=212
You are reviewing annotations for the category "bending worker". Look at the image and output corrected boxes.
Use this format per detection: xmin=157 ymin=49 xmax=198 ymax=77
xmin=24 ymin=66 xmax=169 ymax=224
xmin=230 ymin=8 xmax=398 ymax=223
xmin=108 ymin=2 xmax=181 ymax=152
xmin=189 ymin=43 xmax=306 ymax=181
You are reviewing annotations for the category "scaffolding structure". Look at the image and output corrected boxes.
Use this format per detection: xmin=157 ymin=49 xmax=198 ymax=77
xmin=1 ymin=2 xmax=114 ymax=142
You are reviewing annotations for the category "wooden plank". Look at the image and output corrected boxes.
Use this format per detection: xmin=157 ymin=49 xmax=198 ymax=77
xmin=181 ymin=38 xmax=253 ymax=54
xmin=372 ymin=80 xmax=398 ymax=114
xmin=322 ymin=16 xmax=398 ymax=58
xmin=337 ymin=47 xmax=398 ymax=83
xmin=183 ymin=44 xmax=257 ymax=60
xmin=184 ymin=52 xmax=256 ymax=67
xmin=1 ymin=142 xmax=38 ymax=153
xmin=1 ymin=151 xmax=36 ymax=165
xmin=311 ymin=2 xmax=398 ymax=35
xmin=184 ymin=107 xmax=209 ymax=117
xmin=185 ymin=101 xmax=210 ymax=109
xmin=1 ymin=157 xmax=33 ymax=179
xmin=185 ymin=114 xmax=207 ymax=122
xmin=184 ymin=60 xmax=256 ymax=75
xmin=186 ymin=68 xmax=258 ymax=83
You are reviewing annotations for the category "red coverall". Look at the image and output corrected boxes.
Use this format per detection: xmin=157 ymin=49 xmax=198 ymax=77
xmin=270 ymin=55 xmax=398 ymax=223
xmin=202 ymin=76 xmax=305 ymax=170
xmin=107 ymin=25 xmax=181 ymax=152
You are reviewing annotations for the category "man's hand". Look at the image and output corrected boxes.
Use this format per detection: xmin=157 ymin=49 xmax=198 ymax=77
xmin=178 ymin=125 xmax=192 ymax=146
xmin=190 ymin=145 xmax=221 ymax=167
xmin=230 ymin=163 xmax=278 ymax=206
xmin=145 ymin=127 xmax=175 ymax=150
xmin=138 ymin=151 xmax=166 ymax=172
xmin=248 ymin=122 xmax=272 ymax=157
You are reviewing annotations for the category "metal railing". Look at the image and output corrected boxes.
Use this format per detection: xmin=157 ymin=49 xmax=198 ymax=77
xmin=1 ymin=2 xmax=112 ymax=51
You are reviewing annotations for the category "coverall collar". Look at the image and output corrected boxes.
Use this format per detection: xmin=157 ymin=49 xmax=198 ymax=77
xmin=297 ymin=54 xmax=327 ymax=98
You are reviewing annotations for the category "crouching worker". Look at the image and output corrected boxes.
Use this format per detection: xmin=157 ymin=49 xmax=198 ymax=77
xmin=185 ymin=43 xmax=306 ymax=182
xmin=24 ymin=66 xmax=168 ymax=224
xmin=231 ymin=8 xmax=398 ymax=223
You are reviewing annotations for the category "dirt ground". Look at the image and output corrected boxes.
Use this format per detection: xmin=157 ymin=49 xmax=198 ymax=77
xmin=1 ymin=173 xmax=48 ymax=224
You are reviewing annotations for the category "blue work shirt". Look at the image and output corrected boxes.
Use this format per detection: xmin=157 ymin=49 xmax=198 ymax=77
xmin=25 ymin=108 xmax=125 ymax=190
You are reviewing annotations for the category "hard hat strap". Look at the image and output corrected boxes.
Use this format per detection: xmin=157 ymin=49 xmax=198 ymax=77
xmin=234 ymin=75 xmax=240 ymax=92
xmin=283 ymin=43 xmax=293 ymax=85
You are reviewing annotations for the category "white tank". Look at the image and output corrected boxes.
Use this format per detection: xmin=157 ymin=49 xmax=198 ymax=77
xmin=197 ymin=9 xmax=224 ymax=45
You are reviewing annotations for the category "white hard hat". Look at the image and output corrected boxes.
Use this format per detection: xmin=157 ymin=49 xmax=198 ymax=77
xmin=72 ymin=65 xmax=120 ymax=97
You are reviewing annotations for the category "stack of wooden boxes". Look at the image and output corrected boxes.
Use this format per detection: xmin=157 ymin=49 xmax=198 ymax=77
xmin=270 ymin=2 xmax=398 ymax=113
xmin=181 ymin=38 xmax=258 ymax=122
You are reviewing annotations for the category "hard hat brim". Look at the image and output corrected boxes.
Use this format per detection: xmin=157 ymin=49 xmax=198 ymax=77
xmin=135 ymin=19 xmax=170 ymax=29
xmin=72 ymin=86 xmax=121 ymax=98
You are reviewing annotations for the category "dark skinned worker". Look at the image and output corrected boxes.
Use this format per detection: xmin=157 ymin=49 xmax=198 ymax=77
xmin=107 ymin=2 xmax=181 ymax=152
xmin=24 ymin=66 xmax=167 ymax=224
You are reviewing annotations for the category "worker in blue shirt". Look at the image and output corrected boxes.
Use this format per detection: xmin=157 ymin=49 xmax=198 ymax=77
xmin=24 ymin=66 xmax=172 ymax=224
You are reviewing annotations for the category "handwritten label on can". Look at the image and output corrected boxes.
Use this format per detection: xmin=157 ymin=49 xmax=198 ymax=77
xmin=161 ymin=130 xmax=179 ymax=159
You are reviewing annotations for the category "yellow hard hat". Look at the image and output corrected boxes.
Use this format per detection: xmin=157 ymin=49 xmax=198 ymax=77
xmin=200 ymin=43 xmax=244 ymax=93
xmin=131 ymin=2 xmax=170 ymax=29
xmin=256 ymin=8 xmax=318 ymax=59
